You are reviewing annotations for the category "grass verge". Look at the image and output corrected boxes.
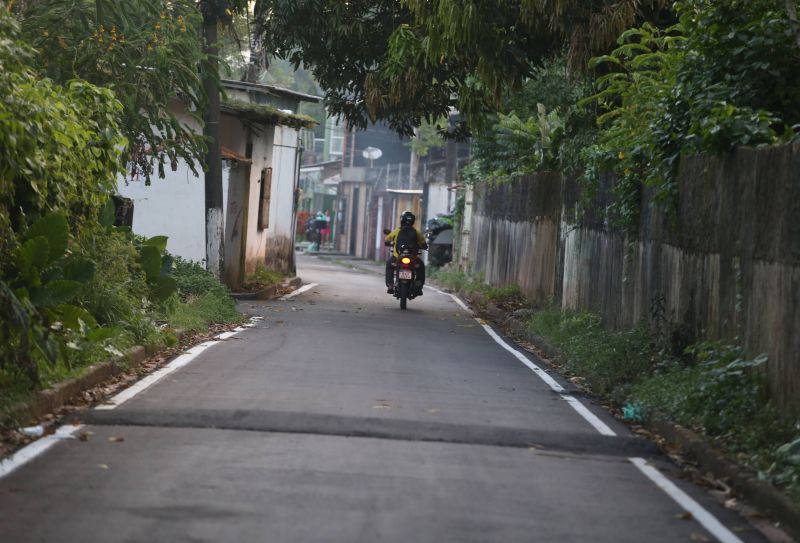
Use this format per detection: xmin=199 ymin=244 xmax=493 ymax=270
xmin=429 ymin=267 xmax=800 ymax=505
xmin=429 ymin=265 xmax=524 ymax=309
xmin=527 ymin=307 xmax=800 ymax=504
xmin=0 ymin=258 xmax=244 ymax=428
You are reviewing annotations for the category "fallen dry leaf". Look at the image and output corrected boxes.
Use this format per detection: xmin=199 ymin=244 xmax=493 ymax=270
xmin=108 ymin=436 xmax=125 ymax=443
xmin=78 ymin=431 xmax=94 ymax=442
xmin=675 ymin=512 xmax=693 ymax=520
xmin=97 ymin=464 xmax=109 ymax=470
xmin=690 ymin=533 xmax=710 ymax=542
xmin=425 ymin=409 xmax=440 ymax=414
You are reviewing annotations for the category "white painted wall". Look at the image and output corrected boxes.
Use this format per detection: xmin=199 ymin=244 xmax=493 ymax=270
xmin=426 ymin=182 xmax=452 ymax=220
xmin=117 ymin=108 xmax=300 ymax=274
xmin=117 ymin=161 xmax=230 ymax=264
xmin=270 ymin=125 xmax=299 ymax=238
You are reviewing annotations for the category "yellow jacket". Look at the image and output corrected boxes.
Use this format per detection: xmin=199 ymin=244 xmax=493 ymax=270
xmin=385 ymin=226 xmax=426 ymax=257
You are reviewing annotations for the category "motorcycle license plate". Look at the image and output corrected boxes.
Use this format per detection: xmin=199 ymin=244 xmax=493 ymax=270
xmin=398 ymin=269 xmax=413 ymax=280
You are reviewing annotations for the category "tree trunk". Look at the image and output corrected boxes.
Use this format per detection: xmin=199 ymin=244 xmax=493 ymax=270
xmin=202 ymin=11 xmax=225 ymax=279
xmin=408 ymin=128 xmax=420 ymax=190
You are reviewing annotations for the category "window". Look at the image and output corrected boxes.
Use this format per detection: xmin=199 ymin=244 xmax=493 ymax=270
xmin=258 ymin=167 xmax=272 ymax=230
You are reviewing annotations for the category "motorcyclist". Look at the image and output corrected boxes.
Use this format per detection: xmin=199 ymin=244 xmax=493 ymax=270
xmin=385 ymin=211 xmax=427 ymax=295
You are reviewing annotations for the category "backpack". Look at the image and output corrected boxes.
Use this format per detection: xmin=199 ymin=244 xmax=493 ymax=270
xmin=395 ymin=225 xmax=419 ymax=254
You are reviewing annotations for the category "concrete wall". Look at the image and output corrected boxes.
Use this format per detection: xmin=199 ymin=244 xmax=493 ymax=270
xmin=117 ymin=162 xmax=230 ymax=264
xmin=466 ymin=144 xmax=800 ymax=411
xmin=119 ymin=114 xmax=301 ymax=282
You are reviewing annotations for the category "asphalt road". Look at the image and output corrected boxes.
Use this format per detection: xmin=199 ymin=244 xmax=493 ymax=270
xmin=0 ymin=254 xmax=766 ymax=542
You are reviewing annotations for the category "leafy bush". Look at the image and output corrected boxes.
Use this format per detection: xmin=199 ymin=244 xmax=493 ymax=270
xmin=428 ymin=266 xmax=474 ymax=293
xmin=528 ymin=306 xmax=800 ymax=501
xmin=14 ymin=0 xmax=208 ymax=183
xmin=0 ymin=5 xmax=124 ymax=247
xmin=245 ymin=264 xmax=284 ymax=288
xmin=75 ymin=225 xmax=157 ymax=344
xmin=161 ymin=258 xmax=241 ymax=331
xmin=464 ymin=55 xmax=595 ymax=184
xmin=529 ymin=309 xmax=656 ymax=402
xmin=582 ymin=1 xmax=799 ymax=232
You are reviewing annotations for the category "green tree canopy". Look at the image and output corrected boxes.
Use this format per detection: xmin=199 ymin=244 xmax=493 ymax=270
xmin=254 ymin=0 xmax=666 ymax=136
xmin=13 ymin=0 xmax=207 ymax=182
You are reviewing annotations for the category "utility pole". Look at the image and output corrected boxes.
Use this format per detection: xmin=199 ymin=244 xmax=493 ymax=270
xmin=201 ymin=1 xmax=225 ymax=278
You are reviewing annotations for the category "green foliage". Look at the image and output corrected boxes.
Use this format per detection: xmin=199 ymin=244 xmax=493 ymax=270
xmin=682 ymin=342 xmax=769 ymax=436
xmin=1 ymin=213 xmax=102 ymax=384
xmin=161 ymin=258 xmax=242 ymax=331
xmin=408 ymin=117 xmax=448 ymax=158
xmin=428 ymin=267 xmax=522 ymax=307
xmin=0 ymin=6 xmax=244 ymax=412
xmin=464 ymin=56 xmax=595 ymax=184
xmin=528 ymin=305 xmax=799 ymax=501
xmin=75 ymin=225 xmax=151 ymax=334
xmin=483 ymin=284 xmax=523 ymax=305
xmin=582 ymin=1 xmax=800 ymax=233
xmin=428 ymin=266 xmax=478 ymax=295
xmin=245 ymin=264 xmax=284 ymax=288
xmin=633 ymin=342 xmax=798 ymax=500
xmin=253 ymin=0 xmax=664 ymax=136
xmin=582 ymin=23 xmax=686 ymax=231
xmin=0 ymin=5 xmax=125 ymax=241
xmin=171 ymin=257 xmax=231 ymax=300
xmin=529 ymin=309 xmax=657 ymax=402
xmin=13 ymin=0 xmax=208 ymax=183
xmin=137 ymin=235 xmax=177 ymax=302
xmin=471 ymin=106 xmax=564 ymax=182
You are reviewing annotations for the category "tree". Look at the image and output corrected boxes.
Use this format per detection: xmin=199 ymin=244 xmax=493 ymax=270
xmin=0 ymin=5 xmax=127 ymax=384
xmin=253 ymin=0 xmax=667 ymax=136
xmin=197 ymin=0 xmax=249 ymax=278
xmin=14 ymin=0 xmax=208 ymax=183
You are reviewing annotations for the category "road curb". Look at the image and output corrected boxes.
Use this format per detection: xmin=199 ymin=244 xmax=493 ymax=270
xmin=440 ymin=284 xmax=800 ymax=540
xmin=16 ymin=274 xmax=305 ymax=423
xmin=650 ymin=420 xmax=800 ymax=540
xmin=10 ymin=331 xmax=185 ymax=424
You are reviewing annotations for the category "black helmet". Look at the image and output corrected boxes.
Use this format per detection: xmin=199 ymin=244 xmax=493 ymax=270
xmin=400 ymin=210 xmax=416 ymax=227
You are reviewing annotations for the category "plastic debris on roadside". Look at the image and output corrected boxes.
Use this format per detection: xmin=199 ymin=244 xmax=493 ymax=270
xmin=20 ymin=425 xmax=45 ymax=437
xmin=622 ymin=403 xmax=644 ymax=422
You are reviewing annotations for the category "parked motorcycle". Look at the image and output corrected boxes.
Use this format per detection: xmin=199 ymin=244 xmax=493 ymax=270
xmin=384 ymin=229 xmax=423 ymax=310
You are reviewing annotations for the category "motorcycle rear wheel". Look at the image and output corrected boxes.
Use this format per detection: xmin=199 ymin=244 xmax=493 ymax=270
xmin=399 ymin=282 xmax=409 ymax=310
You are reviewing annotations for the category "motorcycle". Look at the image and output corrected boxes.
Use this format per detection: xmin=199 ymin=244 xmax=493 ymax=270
xmin=384 ymin=229 xmax=423 ymax=310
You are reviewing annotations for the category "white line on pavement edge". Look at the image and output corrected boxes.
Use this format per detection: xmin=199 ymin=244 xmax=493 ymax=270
xmin=428 ymin=285 xmax=744 ymax=543
xmin=280 ymin=283 xmax=318 ymax=300
xmin=629 ymin=458 xmax=744 ymax=543
xmin=0 ymin=425 xmax=84 ymax=479
xmin=0 ymin=317 xmax=263 ymax=480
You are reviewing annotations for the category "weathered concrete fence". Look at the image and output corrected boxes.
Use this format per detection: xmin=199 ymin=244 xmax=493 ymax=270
xmin=466 ymin=144 xmax=800 ymax=411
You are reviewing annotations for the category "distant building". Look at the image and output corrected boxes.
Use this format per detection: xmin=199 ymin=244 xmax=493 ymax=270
xmin=332 ymin=119 xmax=471 ymax=260
xmin=117 ymin=80 xmax=320 ymax=288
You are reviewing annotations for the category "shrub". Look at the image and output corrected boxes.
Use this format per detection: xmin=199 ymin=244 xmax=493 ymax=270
xmin=529 ymin=309 xmax=657 ymax=402
xmin=161 ymin=258 xmax=241 ymax=332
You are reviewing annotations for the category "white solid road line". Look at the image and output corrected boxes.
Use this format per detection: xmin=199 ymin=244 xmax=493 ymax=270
xmin=431 ymin=286 xmax=743 ymax=543
xmin=630 ymin=457 xmax=744 ymax=543
xmin=0 ymin=425 xmax=84 ymax=480
xmin=280 ymin=283 xmax=318 ymax=300
xmin=95 ymin=341 xmax=219 ymax=411
xmin=0 ymin=319 xmax=261 ymax=480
